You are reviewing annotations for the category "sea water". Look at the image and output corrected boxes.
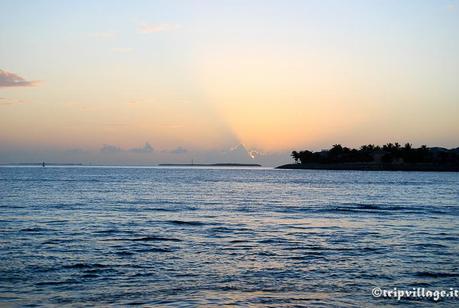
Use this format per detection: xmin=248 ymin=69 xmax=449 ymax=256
xmin=0 ymin=166 xmax=458 ymax=306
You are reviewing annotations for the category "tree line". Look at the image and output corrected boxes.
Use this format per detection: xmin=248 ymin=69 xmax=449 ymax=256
xmin=291 ymin=143 xmax=459 ymax=164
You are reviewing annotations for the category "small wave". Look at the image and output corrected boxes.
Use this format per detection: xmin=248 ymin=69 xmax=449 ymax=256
xmin=412 ymin=243 xmax=448 ymax=249
xmin=81 ymin=273 xmax=99 ymax=278
xmin=63 ymin=263 xmax=109 ymax=270
xmin=350 ymin=203 xmax=404 ymax=210
xmin=42 ymin=220 xmax=68 ymax=224
xmin=94 ymin=229 xmax=119 ymax=234
xmin=1 ymin=178 xmax=102 ymax=183
xmin=288 ymin=255 xmax=325 ymax=260
xmin=132 ymin=236 xmax=182 ymax=242
xmin=275 ymin=203 xmax=414 ymax=214
xmin=116 ymin=199 xmax=195 ymax=208
xmin=147 ymin=208 xmax=180 ymax=212
xmin=115 ymin=250 xmax=134 ymax=256
xmin=36 ymin=279 xmax=79 ymax=286
xmin=314 ymin=203 xmax=424 ymax=214
xmin=414 ymin=271 xmax=459 ymax=278
xmin=361 ymin=246 xmax=385 ymax=252
xmin=166 ymin=220 xmax=206 ymax=226
xmin=283 ymin=245 xmax=355 ymax=252
xmin=437 ymin=236 xmax=458 ymax=241
xmin=42 ymin=239 xmax=74 ymax=245
xmin=229 ymin=239 xmax=251 ymax=243
xmin=105 ymin=236 xmax=182 ymax=242
xmin=258 ymin=238 xmax=290 ymax=244
xmin=20 ymin=227 xmax=53 ymax=232
xmin=125 ymin=301 xmax=147 ymax=305
xmin=352 ymin=203 xmax=383 ymax=209
xmin=135 ymin=247 xmax=176 ymax=253
xmin=256 ymin=251 xmax=277 ymax=257
xmin=207 ymin=227 xmax=236 ymax=233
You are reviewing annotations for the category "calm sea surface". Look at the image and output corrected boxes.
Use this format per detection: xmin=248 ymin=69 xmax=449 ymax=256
xmin=0 ymin=166 xmax=458 ymax=307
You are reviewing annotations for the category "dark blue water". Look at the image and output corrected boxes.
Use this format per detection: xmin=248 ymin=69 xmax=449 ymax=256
xmin=0 ymin=167 xmax=458 ymax=306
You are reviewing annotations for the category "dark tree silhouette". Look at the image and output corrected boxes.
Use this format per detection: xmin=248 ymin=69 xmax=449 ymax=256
xmin=291 ymin=151 xmax=299 ymax=163
xmin=291 ymin=143 xmax=459 ymax=165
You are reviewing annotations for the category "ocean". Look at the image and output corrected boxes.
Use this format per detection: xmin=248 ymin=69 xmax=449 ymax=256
xmin=1 ymin=166 xmax=458 ymax=306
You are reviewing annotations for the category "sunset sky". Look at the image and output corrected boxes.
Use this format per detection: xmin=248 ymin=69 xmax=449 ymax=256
xmin=1 ymin=0 xmax=458 ymax=165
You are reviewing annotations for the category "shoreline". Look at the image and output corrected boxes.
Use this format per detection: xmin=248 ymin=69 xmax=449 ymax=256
xmin=276 ymin=163 xmax=459 ymax=172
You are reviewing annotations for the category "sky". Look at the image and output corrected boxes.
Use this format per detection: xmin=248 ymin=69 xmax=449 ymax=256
xmin=1 ymin=0 xmax=458 ymax=165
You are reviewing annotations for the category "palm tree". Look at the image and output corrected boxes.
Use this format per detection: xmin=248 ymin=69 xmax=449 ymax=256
xmin=291 ymin=151 xmax=299 ymax=164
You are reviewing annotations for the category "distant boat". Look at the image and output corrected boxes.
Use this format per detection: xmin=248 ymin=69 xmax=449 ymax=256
xmin=42 ymin=162 xmax=45 ymax=167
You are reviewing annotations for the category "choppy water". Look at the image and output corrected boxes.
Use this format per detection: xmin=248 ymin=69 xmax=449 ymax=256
xmin=0 ymin=166 xmax=458 ymax=307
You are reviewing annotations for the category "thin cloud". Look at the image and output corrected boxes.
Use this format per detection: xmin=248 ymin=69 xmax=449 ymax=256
xmin=165 ymin=146 xmax=188 ymax=154
xmin=101 ymin=142 xmax=154 ymax=154
xmin=0 ymin=69 xmax=39 ymax=88
xmin=112 ymin=47 xmax=133 ymax=53
xmin=0 ymin=99 xmax=12 ymax=106
xmin=129 ymin=142 xmax=154 ymax=154
xmin=0 ymin=98 xmax=27 ymax=106
xmin=100 ymin=144 xmax=123 ymax=154
xmin=159 ymin=124 xmax=184 ymax=129
xmin=88 ymin=32 xmax=117 ymax=39
xmin=138 ymin=23 xmax=180 ymax=34
xmin=64 ymin=148 xmax=89 ymax=155
xmin=127 ymin=99 xmax=145 ymax=106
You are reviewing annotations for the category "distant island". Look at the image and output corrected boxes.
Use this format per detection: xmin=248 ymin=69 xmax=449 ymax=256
xmin=159 ymin=163 xmax=262 ymax=167
xmin=1 ymin=163 xmax=83 ymax=166
xmin=277 ymin=143 xmax=459 ymax=172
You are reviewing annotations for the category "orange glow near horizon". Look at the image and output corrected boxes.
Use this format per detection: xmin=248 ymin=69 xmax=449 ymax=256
xmin=196 ymin=46 xmax=376 ymax=151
